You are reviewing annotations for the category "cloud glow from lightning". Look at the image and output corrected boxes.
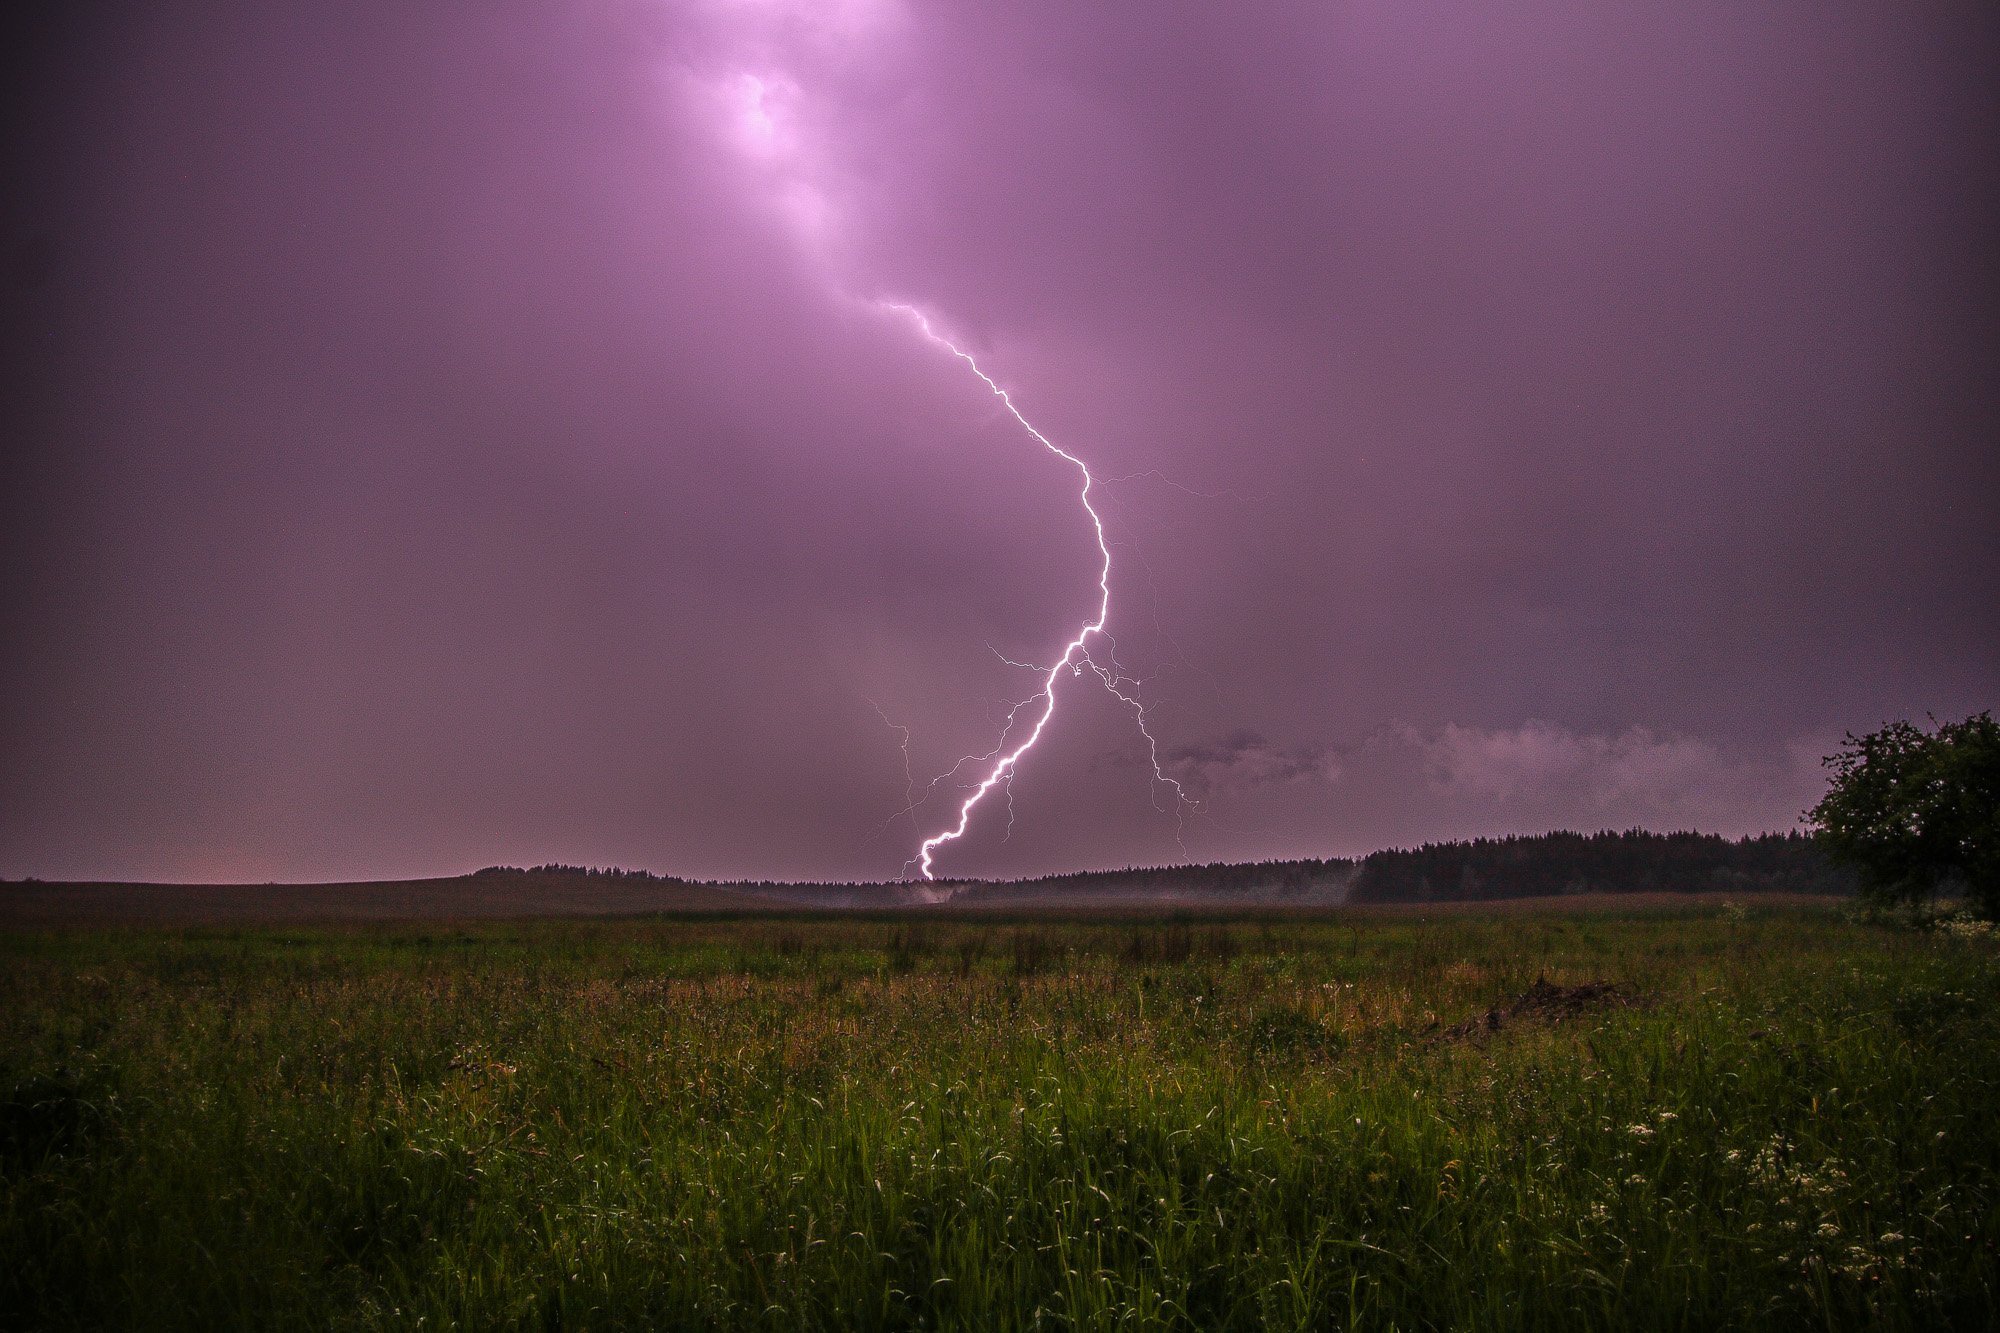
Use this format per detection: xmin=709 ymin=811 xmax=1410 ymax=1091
xmin=880 ymin=303 xmax=1194 ymax=879
xmin=695 ymin=41 xmax=1197 ymax=879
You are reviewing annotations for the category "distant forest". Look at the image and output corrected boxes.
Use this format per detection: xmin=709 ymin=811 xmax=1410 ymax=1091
xmin=475 ymin=830 xmax=1852 ymax=905
xmin=474 ymin=863 xmax=670 ymax=881
xmin=1348 ymin=829 xmax=1851 ymax=904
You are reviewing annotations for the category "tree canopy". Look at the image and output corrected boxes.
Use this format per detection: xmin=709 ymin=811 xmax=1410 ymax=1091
xmin=1808 ymin=712 xmax=2000 ymax=916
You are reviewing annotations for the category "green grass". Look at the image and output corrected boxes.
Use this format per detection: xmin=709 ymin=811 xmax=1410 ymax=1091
xmin=2 ymin=906 xmax=1995 ymax=1329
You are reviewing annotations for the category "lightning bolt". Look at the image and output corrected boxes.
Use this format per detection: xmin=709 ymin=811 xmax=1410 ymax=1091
xmin=696 ymin=50 xmax=1206 ymax=878
xmin=881 ymin=302 xmax=1195 ymax=879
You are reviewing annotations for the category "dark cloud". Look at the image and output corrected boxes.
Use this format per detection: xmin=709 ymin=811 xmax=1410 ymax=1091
xmin=2 ymin=0 xmax=1994 ymax=881
xmin=1164 ymin=730 xmax=1341 ymax=800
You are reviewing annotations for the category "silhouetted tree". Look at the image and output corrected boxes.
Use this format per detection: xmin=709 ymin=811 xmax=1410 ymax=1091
xmin=1809 ymin=712 xmax=2000 ymax=916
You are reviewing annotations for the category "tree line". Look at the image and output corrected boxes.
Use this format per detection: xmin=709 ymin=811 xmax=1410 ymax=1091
xmin=1347 ymin=829 xmax=1850 ymax=904
xmin=474 ymin=863 xmax=678 ymax=882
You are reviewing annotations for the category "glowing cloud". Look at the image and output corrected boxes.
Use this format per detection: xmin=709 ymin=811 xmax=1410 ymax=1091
xmin=691 ymin=21 xmax=1199 ymax=877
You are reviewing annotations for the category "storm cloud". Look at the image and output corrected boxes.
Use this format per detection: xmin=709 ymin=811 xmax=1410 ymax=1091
xmin=2 ymin=0 xmax=1994 ymax=881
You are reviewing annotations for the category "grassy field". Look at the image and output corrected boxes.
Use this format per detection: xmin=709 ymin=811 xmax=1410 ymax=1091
xmin=2 ymin=903 xmax=1995 ymax=1329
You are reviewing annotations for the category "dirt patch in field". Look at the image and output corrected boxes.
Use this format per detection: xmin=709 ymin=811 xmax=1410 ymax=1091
xmin=1445 ymin=977 xmax=1637 ymax=1039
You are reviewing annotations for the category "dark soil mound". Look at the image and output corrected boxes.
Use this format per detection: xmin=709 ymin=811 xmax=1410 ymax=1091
xmin=1446 ymin=976 xmax=1635 ymax=1038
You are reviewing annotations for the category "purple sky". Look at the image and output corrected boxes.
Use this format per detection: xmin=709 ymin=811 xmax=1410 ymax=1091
xmin=4 ymin=0 xmax=1996 ymax=883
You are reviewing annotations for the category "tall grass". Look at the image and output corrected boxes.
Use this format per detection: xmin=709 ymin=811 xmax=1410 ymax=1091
xmin=2 ymin=906 xmax=1995 ymax=1328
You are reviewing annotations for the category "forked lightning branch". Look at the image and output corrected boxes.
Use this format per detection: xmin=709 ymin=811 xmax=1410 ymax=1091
xmin=880 ymin=302 xmax=1195 ymax=879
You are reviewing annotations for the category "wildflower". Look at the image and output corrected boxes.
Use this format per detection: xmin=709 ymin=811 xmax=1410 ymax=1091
xmin=1817 ymin=1223 xmax=1842 ymax=1239
xmin=1626 ymin=1123 xmax=1655 ymax=1140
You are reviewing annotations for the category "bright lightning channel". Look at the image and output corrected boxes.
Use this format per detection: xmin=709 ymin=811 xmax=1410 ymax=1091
xmin=881 ymin=302 xmax=1194 ymax=879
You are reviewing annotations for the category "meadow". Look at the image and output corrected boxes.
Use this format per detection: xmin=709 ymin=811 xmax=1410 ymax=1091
xmin=2 ymin=903 xmax=1995 ymax=1329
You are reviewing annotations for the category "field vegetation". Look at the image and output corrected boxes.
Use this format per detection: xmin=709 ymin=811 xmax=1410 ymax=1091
xmin=3 ymin=904 xmax=1995 ymax=1329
